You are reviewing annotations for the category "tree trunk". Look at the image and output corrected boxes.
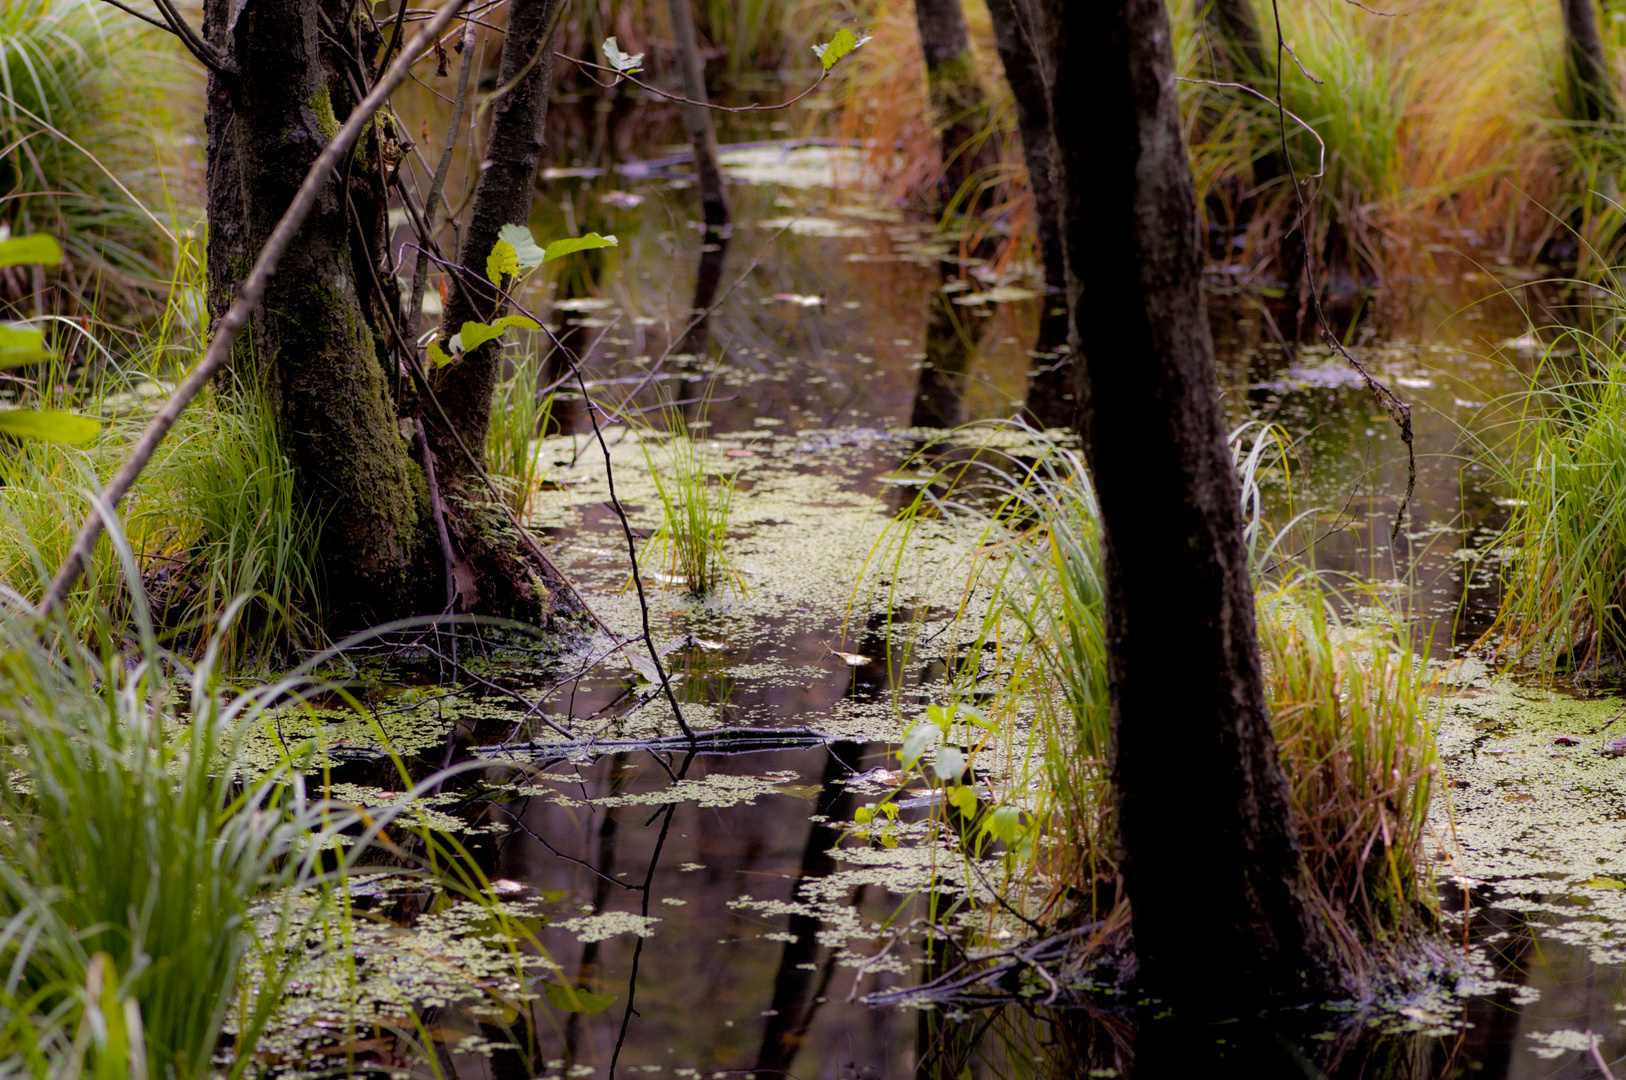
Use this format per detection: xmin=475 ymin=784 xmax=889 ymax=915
xmin=1045 ymin=0 xmax=1345 ymax=1007
xmin=204 ymin=0 xmax=428 ymax=618
xmin=433 ymin=0 xmax=567 ymax=467
xmin=983 ymin=0 xmax=1073 ymax=429
xmin=666 ymin=0 xmax=730 ymax=227
xmin=913 ymin=0 xmax=994 ymax=212
xmin=1562 ymin=0 xmax=1621 ymax=124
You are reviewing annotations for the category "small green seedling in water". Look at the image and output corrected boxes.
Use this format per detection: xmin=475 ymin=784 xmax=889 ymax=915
xmin=428 ymin=225 xmax=618 ymax=366
xmin=853 ymin=800 xmax=900 ymax=848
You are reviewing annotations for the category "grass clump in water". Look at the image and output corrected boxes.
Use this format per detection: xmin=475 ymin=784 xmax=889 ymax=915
xmin=641 ymin=413 xmax=740 ymax=596
xmin=1480 ymin=344 xmax=1626 ymax=672
xmin=866 ymin=425 xmax=1439 ymax=963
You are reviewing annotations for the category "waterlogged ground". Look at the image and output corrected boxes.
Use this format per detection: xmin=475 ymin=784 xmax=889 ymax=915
xmin=223 ymin=109 xmax=1626 ymax=1076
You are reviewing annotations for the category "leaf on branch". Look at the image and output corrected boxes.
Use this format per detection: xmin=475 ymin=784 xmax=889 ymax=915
xmin=900 ymin=721 xmax=939 ymax=772
xmin=0 ymin=235 xmax=62 ymax=268
xmin=0 ymin=409 xmax=98 ymax=444
xmin=492 ymin=314 xmax=541 ymax=332
xmin=811 ymin=28 xmax=871 ymax=73
xmin=602 ymin=36 xmax=643 ymax=74
xmin=497 ymin=223 xmax=549 ymax=272
xmin=542 ymin=232 xmax=618 ymax=264
xmin=0 ymin=324 xmax=50 ymax=368
xmin=932 ymin=745 xmax=966 ymax=783
xmin=486 ymin=238 xmax=520 ymax=285
xmin=456 ymin=321 xmax=508 ymax=353
xmin=427 ymin=340 xmax=453 ymax=367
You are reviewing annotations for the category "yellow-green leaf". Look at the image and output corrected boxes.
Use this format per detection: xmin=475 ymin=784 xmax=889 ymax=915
xmin=0 ymin=324 xmax=49 ymax=368
xmin=0 ymin=409 xmax=98 ymax=444
xmin=427 ymin=341 xmax=453 ymax=367
xmin=486 ymin=238 xmax=520 ymax=286
xmin=543 ymin=982 xmax=615 ymax=1015
xmin=498 ymin=223 xmax=548 ymax=270
xmin=458 ymin=321 xmax=508 ymax=352
xmin=542 ymin=232 xmax=618 ymax=264
xmin=492 ymin=314 xmax=540 ymax=332
xmin=0 ymin=235 xmax=62 ymax=268
xmin=811 ymin=28 xmax=871 ymax=72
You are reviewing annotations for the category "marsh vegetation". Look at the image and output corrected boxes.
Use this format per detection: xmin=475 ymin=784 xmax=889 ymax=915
xmin=7 ymin=0 xmax=1626 ymax=1077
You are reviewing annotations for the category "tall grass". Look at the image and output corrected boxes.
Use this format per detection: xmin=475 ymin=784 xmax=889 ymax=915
xmin=1479 ymin=340 xmax=1626 ymax=671
xmin=486 ymin=353 xmax=554 ymax=517
xmin=640 ymin=416 xmax=740 ymax=596
xmin=0 ymin=0 xmax=191 ymax=309
xmin=0 ymin=565 xmax=361 ymax=1079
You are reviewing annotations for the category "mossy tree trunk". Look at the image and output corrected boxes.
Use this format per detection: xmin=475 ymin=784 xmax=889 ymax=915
xmin=666 ymin=0 xmax=730 ymax=228
xmin=204 ymin=0 xmax=583 ymax=627
xmin=1562 ymin=0 xmax=1621 ymax=124
xmin=913 ymin=0 xmax=995 ymax=212
xmin=1044 ymin=0 xmax=1347 ymax=1008
xmin=203 ymin=0 xmax=428 ymax=619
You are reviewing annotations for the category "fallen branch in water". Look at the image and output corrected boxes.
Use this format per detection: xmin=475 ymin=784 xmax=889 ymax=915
xmin=478 ymin=727 xmax=839 ymax=761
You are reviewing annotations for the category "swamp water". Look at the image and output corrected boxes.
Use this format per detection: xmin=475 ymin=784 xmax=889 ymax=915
xmin=243 ymin=135 xmax=1626 ymax=1077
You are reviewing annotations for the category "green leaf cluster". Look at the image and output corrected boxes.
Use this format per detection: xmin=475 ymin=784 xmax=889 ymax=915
xmin=0 ymin=234 xmax=97 ymax=445
xmin=811 ymin=28 xmax=872 ymax=73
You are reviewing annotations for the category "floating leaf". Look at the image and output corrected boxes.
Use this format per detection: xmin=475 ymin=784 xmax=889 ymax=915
xmin=542 ymin=232 xmax=618 ymax=264
xmin=486 ymin=237 xmax=519 ymax=285
xmin=900 ymin=721 xmax=938 ymax=772
xmin=0 ymin=324 xmax=49 ymax=368
xmin=0 ymin=235 xmax=61 ymax=268
xmin=498 ymin=223 xmax=548 ymax=271
xmin=932 ymin=745 xmax=966 ymax=783
xmin=543 ymin=982 xmax=616 ymax=1015
xmin=811 ymin=28 xmax=871 ymax=72
xmin=1583 ymin=877 xmax=1626 ymax=891
xmin=602 ymin=36 xmax=644 ymax=73
xmin=0 ymin=409 xmax=98 ymax=444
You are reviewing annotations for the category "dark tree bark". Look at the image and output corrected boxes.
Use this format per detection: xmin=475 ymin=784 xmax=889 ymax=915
xmin=433 ymin=0 xmax=567 ymax=467
xmin=666 ymin=0 xmax=730 ymax=227
xmin=204 ymin=0 xmax=428 ymax=616
xmin=982 ymin=0 xmax=1073 ymax=428
xmin=913 ymin=0 xmax=995 ymax=211
xmin=1045 ymin=0 xmax=1344 ymax=1007
xmin=1562 ymin=0 xmax=1621 ymax=124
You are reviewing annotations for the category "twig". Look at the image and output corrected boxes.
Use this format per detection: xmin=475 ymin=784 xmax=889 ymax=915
xmin=1267 ymin=0 xmax=1416 ymax=544
xmin=409 ymin=11 xmax=477 ymax=343
xmin=576 ymin=368 xmax=693 ymax=743
xmin=41 ymin=0 xmax=473 ymax=613
xmin=1592 ymin=1032 xmax=1619 ymax=1080
xmin=415 ymin=419 xmax=460 ymax=611
xmin=556 ymin=53 xmax=829 ymax=114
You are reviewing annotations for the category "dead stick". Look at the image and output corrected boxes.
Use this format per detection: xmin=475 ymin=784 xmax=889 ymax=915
xmin=41 ymin=0 xmax=471 ymax=614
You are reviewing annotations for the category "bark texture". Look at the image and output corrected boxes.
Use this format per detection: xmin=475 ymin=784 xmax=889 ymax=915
xmin=433 ymin=0 xmax=567 ymax=467
xmin=666 ymin=0 xmax=730 ymax=227
xmin=1562 ymin=0 xmax=1621 ymax=124
xmin=205 ymin=0 xmax=427 ymax=617
xmin=913 ymin=0 xmax=994 ymax=210
xmin=1046 ymin=0 xmax=1343 ymax=1007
